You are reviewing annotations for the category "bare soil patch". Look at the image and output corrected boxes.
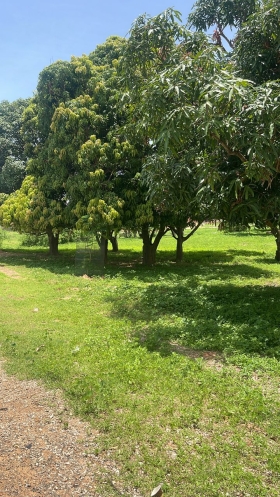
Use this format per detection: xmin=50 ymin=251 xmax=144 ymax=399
xmin=0 ymin=251 xmax=24 ymax=258
xmin=0 ymin=361 xmax=119 ymax=497
xmin=169 ymin=342 xmax=224 ymax=370
xmin=0 ymin=265 xmax=21 ymax=279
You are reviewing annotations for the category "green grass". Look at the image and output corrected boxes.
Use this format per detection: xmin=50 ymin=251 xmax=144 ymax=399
xmin=0 ymin=227 xmax=280 ymax=496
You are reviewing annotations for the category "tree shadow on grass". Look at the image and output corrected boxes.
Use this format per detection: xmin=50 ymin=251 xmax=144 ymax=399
xmin=223 ymin=231 xmax=272 ymax=237
xmin=106 ymin=251 xmax=276 ymax=283
xmin=254 ymin=256 xmax=279 ymax=265
xmin=106 ymin=276 xmax=280 ymax=359
xmin=0 ymin=248 xmax=76 ymax=275
xmin=1 ymin=245 xmax=279 ymax=358
xmin=0 ymin=246 xmax=277 ymax=279
xmin=0 ymin=243 xmax=277 ymax=275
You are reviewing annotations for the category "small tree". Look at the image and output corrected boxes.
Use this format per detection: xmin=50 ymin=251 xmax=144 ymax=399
xmin=142 ymin=152 xmax=208 ymax=262
xmin=0 ymin=176 xmax=73 ymax=255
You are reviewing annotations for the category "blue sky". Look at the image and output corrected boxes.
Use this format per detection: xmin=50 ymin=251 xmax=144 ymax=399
xmin=1 ymin=0 xmax=196 ymax=102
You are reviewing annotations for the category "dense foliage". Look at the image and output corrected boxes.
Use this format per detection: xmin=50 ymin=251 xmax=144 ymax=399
xmin=0 ymin=98 xmax=30 ymax=193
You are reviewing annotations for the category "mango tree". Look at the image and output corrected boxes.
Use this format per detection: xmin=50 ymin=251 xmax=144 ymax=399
xmin=43 ymin=37 xmax=168 ymax=266
xmin=19 ymin=40 xmax=126 ymax=257
xmin=141 ymin=151 xmax=211 ymax=262
xmin=122 ymin=9 xmax=218 ymax=262
xmin=41 ymin=41 xmax=128 ymax=264
xmin=195 ymin=0 xmax=280 ymax=258
xmin=123 ymin=5 xmax=280 ymax=259
xmin=0 ymin=175 xmax=74 ymax=255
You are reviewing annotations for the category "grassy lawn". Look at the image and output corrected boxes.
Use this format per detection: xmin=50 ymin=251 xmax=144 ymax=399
xmin=0 ymin=227 xmax=280 ymax=496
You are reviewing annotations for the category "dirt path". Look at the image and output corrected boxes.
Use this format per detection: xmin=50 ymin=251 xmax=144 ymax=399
xmin=0 ymin=361 xmax=118 ymax=497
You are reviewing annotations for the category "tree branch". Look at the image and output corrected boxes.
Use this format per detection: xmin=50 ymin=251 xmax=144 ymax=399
xmin=153 ymin=222 xmax=169 ymax=250
xmin=183 ymin=221 xmax=202 ymax=241
xmin=211 ymin=133 xmax=247 ymax=163
xmin=217 ymin=24 xmax=234 ymax=49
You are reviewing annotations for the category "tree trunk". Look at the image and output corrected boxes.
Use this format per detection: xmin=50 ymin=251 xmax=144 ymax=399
xmin=175 ymin=226 xmax=184 ymax=263
xmin=266 ymin=222 xmax=280 ymax=262
xmin=275 ymin=230 xmax=280 ymax=261
xmin=47 ymin=229 xmax=59 ymax=256
xmin=171 ymin=222 xmax=202 ymax=263
xmin=141 ymin=225 xmax=156 ymax=266
xmin=141 ymin=223 xmax=167 ymax=266
xmin=109 ymin=234 xmax=119 ymax=252
xmin=100 ymin=235 xmax=108 ymax=265
xmin=142 ymin=241 xmax=157 ymax=266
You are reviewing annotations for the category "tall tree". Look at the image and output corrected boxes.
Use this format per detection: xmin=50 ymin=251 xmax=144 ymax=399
xmin=191 ymin=0 xmax=280 ymax=258
xmin=19 ymin=37 xmax=140 ymax=262
xmin=41 ymin=40 xmax=128 ymax=263
xmin=122 ymin=9 xmax=219 ymax=261
xmin=43 ymin=36 xmax=169 ymax=266
xmin=19 ymin=54 xmax=99 ymax=254
xmin=123 ymin=6 xmax=280 ymax=260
